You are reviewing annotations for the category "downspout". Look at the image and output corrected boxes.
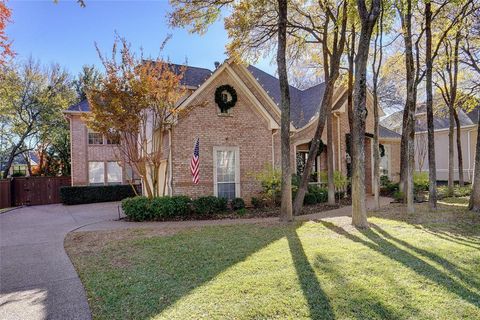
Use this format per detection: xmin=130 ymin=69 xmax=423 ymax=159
xmin=468 ymin=129 xmax=472 ymax=182
xmin=168 ymin=128 xmax=173 ymax=195
xmin=271 ymin=129 xmax=278 ymax=168
xmin=335 ymin=113 xmax=341 ymax=172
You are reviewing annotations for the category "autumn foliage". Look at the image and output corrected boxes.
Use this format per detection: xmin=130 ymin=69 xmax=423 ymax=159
xmin=86 ymin=35 xmax=188 ymax=198
xmin=0 ymin=1 xmax=13 ymax=65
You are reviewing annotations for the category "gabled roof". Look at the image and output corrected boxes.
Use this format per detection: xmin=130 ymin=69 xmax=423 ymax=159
xmin=466 ymin=108 xmax=480 ymax=124
xmin=67 ymin=99 xmax=90 ymax=112
xmin=247 ymin=65 xmax=326 ymax=128
xmin=152 ymin=62 xmax=212 ymax=88
xmin=379 ymin=125 xmax=401 ymax=139
xmin=66 ymin=63 xmax=213 ymax=113
xmin=65 ymin=62 xmax=345 ymax=129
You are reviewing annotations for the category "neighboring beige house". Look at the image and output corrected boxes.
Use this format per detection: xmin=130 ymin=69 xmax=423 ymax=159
xmin=381 ymin=105 xmax=479 ymax=182
xmin=64 ymin=60 xmax=401 ymax=201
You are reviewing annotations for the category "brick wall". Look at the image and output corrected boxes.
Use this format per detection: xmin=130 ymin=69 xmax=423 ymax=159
xmin=170 ymin=69 xmax=276 ymax=201
xmin=69 ymin=114 xmax=124 ymax=186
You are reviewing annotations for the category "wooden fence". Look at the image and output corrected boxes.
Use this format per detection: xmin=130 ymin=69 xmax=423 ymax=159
xmin=0 ymin=180 xmax=11 ymax=209
xmin=0 ymin=176 xmax=71 ymax=209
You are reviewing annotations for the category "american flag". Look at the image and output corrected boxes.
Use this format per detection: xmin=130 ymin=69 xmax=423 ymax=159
xmin=190 ymin=138 xmax=200 ymax=184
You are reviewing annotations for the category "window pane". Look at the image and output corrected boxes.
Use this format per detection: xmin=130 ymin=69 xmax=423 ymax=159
xmin=107 ymin=162 xmax=122 ymax=184
xmin=216 ymin=150 xmax=235 ymax=183
xmin=89 ymin=162 xmax=104 ymax=184
xmin=88 ymin=132 xmax=103 ymax=145
xmin=218 ymin=183 xmax=236 ymax=200
xmin=106 ymin=131 xmax=120 ymax=144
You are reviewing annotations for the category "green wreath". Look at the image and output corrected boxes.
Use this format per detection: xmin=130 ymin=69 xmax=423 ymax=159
xmin=379 ymin=144 xmax=385 ymax=157
xmin=215 ymin=85 xmax=238 ymax=113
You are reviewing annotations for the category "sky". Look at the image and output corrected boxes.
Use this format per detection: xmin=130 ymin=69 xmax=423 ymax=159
xmin=6 ymin=0 xmax=275 ymax=76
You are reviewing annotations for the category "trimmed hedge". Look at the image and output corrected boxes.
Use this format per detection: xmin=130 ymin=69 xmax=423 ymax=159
xmin=192 ymin=196 xmax=228 ymax=215
xmin=60 ymin=185 xmax=137 ymax=205
xmin=122 ymin=195 xmax=232 ymax=221
xmin=303 ymin=193 xmax=317 ymax=205
xmin=231 ymin=197 xmax=246 ymax=210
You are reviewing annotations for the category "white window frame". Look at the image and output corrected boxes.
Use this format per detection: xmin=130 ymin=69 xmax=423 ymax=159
xmin=88 ymin=161 xmax=105 ymax=185
xmin=87 ymin=129 xmax=104 ymax=145
xmin=107 ymin=161 xmax=123 ymax=185
xmin=379 ymin=144 xmax=392 ymax=179
xmin=213 ymin=146 xmax=240 ymax=198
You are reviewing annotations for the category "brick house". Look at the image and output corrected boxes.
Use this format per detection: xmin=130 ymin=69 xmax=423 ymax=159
xmin=64 ymin=60 xmax=400 ymax=200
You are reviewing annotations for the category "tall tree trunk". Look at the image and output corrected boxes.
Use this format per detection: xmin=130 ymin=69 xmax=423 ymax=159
xmin=371 ymin=5 xmax=383 ymax=210
xmin=469 ymin=120 xmax=480 ymax=211
xmin=425 ymin=0 xmax=437 ymax=209
xmin=399 ymin=108 xmax=409 ymax=195
xmin=277 ymin=0 xmax=293 ymax=222
xmin=293 ymin=82 xmax=334 ymax=215
xmin=292 ymin=1 xmax=348 ymax=215
xmin=453 ymin=108 xmax=464 ymax=186
xmin=398 ymin=0 xmax=416 ymax=213
xmin=352 ymin=0 xmax=381 ymax=228
xmin=347 ymin=24 xmax=355 ymax=133
xmin=448 ymin=105 xmax=455 ymax=195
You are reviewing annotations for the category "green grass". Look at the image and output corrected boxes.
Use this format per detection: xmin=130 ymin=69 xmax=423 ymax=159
xmin=66 ymin=203 xmax=480 ymax=320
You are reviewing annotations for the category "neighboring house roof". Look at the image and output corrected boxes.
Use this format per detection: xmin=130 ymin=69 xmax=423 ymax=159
xmin=466 ymin=108 xmax=480 ymax=124
xmin=0 ymin=152 xmax=39 ymax=171
xmin=380 ymin=104 xmax=478 ymax=134
xmin=380 ymin=110 xmax=403 ymax=133
xmin=379 ymin=125 xmax=402 ymax=139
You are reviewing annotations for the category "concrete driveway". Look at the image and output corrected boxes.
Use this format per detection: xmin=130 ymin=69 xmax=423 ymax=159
xmin=0 ymin=202 xmax=121 ymax=320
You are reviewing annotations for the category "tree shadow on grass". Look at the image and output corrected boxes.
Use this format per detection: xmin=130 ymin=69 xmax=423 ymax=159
xmin=370 ymin=224 xmax=480 ymax=290
xmin=78 ymin=224 xmax=302 ymax=319
xmin=285 ymin=229 xmax=335 ymax=320
xmin=319 ymin=221 xmax=480 ymax=309
xmin=414 ymin=226 xmax=480 ymax=250
xmin=313 ymin=254 xmax=420 ymax=320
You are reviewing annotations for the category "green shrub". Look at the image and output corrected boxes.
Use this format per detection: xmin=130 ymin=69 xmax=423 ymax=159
xmin=193 ymin=196 xmax=228 ymax=215
xmin=171 ymin=196 xmax=192 ymax=216
xmin=380 ymin=175 xmax=390 ymax=187
xmin=335 ymin=191 xmax=346 ymax=200
xmin=251 ymin=197 xmax=265 ymax=209
xmin=231 ymin=197 xmax=245 ymax=210
xmin=393 ymin=191 xmax=404 ymax=202
xmin=380 ymin=179 xmax=399 ymax=197
xmin=414 ymin=172 xmax=429 ymax=192
xmin=333 ymin=171 xmax=349 ymax=190
xmin=236 ymin=208 xmax=247 ymax=216
xmin=122 ymin=196 xmax=192 ymax=221
xmin=303 ymin=193 xmax=317 ymax=205
xmin=122 ymin=196 xmax=151 ymax=221
xmin=252 ymin=164 xmax=281 ymax=205
xmin=308 ymin=186 xmax=328 ymax=203
xmin=437 ymin=185 xmax=472 ymax=198
xmin=60 ymin=185 xmax=137 ymax=205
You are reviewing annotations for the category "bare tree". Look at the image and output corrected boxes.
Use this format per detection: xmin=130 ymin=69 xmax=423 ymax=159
xmin=351 ymin=0 xmax=381 ymax=227
xmin=277 ymin=0 xmax=293 ymax=221
xmin=371 ymin=3 xmax=384 ymax=210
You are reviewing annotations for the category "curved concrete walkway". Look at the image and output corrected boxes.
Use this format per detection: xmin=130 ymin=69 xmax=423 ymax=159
xmin=0 ymin=202 xmax=121 ymax=320
xmin=0 ymin=197 xmax=391 ymax=319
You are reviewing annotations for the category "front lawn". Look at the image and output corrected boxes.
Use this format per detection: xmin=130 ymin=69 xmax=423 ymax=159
xmin=65 ymin=202 xmax=480 ymax=320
